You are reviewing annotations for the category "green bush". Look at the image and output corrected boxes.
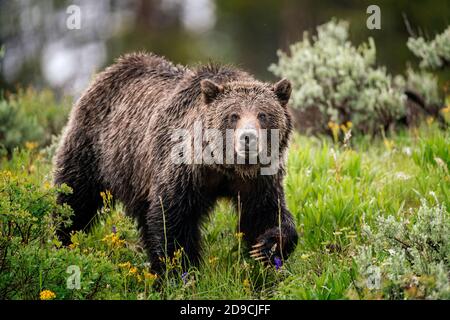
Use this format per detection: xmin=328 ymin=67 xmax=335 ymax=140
xmin=0 ymin=148 xmax=70 ymax=298
xmin=407 ymin=26 xmax=450 ymax=70
xmin=395 ymin=68 xmax=442 ymax=107
xmin=351 ymin=198 xmax=449 ymax=299
xmin=0 ymin=88 xmax=70 ymax=154
xmin=0 ymin=148 xmax=161 ymax=299
xmin=0 ymin=98 xmax=43 ymax=155
xmin=269 ymin=19 xmax=406 ymax=134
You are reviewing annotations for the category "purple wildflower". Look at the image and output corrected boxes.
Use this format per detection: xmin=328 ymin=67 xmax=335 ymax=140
xmin=182 ymin=272 xmax=188 ymax=284
xmin=112 ymin=225 xmax=117 ymax=234
xmin=274 ymin=257 xmax=282 ymax=271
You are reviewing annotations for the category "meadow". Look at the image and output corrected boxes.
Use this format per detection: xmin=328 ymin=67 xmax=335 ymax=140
xmin=0 ymin=89 xmax=448 ymax=299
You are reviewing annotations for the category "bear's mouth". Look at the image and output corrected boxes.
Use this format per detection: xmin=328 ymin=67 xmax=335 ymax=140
xmin=234 ymin=150 xmax=261 ymax=167
xmin=236 ymin=150 xmax=259 ymax=159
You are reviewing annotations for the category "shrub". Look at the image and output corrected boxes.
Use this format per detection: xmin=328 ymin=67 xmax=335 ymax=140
xmin=393 ymin=68 xmax=444 ymax=125
xmin=0 ymin=148 xmax=71 ymax=298
xmin=402 ymin=27 xmax=449 ymax=125
xmin=0 ymin=88 xmax=70 ymax=154
xmin=407 ymin=26 xmax=450 ymax=70
xmin=351 ymin=198 xmax=449 ymax=299
xmin=269 ymin=19 xmax=406 ymax=134
xmin=0 ymin=149 xmax=156 ymax=299
xmin=395 ymin=68 xmax=442 ymax=107
xmin=0 ymin=98 xmax=43 ymax=155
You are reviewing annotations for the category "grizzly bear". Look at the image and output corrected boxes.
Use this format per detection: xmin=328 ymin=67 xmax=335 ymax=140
xmin=54 ymin=52 xmax=298 ymax=274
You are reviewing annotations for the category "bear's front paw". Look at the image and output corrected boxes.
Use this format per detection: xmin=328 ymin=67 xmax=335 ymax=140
xmin=249 ymin=226 xmax=298 ymax=266
xmin=249 ymin=241 xmax=279 ymax=265
xmin=249 ymin=230 xmax=283 ymax=265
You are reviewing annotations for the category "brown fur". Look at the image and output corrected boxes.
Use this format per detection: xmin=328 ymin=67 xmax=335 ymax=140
xmin=54 ymin=52 xmax=298 ymax=274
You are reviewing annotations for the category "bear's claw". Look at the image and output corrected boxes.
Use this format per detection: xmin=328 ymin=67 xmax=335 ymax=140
xmin=249 ymin=242 xmax=266 ymax=261
xmin=249 ymin=241 xmax=278 ymax=264
xmin=251 ymin=242 xmax=265 ymax=249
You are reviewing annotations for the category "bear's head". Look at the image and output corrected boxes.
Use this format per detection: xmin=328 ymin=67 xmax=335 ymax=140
xmin=199 ymin=78 xmax=292 ymax=177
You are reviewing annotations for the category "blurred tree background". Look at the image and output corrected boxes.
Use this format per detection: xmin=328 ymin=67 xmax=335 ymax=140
xmin=0 ymin=0 xmax=449 ymax=97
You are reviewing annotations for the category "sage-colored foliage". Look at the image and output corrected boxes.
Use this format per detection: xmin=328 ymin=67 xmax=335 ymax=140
xmin=269 ymin=19 xmax=406 ymax=134
xmin=353 ymin=198 xmax=449 ymax=299
xmin=395 ymin=68 xmax=442 ymax=107
xmin=407 ymin=26 xmax=450 ymax=70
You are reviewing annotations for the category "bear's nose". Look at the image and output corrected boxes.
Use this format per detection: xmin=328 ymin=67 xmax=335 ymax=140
xmin=238 ymin=128 xmax=258 ymax=153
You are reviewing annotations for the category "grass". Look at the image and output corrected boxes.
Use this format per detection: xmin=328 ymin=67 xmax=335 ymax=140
xmin=0 ymin=122 xmax=448 ymax=300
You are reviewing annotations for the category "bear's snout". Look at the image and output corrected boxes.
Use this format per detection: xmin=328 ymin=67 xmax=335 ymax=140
xmin=235 ymin=115 xmax=262 ymax=158
xmin=236 ymin=128 xmax=258 ymax=157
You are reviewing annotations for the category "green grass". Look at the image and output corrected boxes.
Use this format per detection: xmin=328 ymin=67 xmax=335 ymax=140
xmin=0 ymin=123 xmax=448 ymax=299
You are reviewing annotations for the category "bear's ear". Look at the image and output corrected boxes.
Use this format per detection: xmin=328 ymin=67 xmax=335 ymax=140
xmin=201 ymin=79 xmax=223 ymax=104
xmin=272 ymin=78 xmax=292 ymax=107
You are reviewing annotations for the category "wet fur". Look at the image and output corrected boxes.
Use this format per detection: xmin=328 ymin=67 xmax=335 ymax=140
xmin=53 ymin=52 xmax=298 ymax=274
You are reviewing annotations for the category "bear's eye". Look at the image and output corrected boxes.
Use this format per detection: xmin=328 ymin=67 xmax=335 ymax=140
xmin=257 ymin=112 xmax=267 ymax=122
xmin=230 ymin=113 xmax=239 ymax=123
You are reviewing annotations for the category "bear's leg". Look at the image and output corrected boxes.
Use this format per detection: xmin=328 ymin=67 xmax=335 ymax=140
xmin=54 ymin=141 xmax=104 ymax=244
xmin=140 ymin=195 xmax=208 ymax=276
xmin=237 ymin=178 xmax=298 ymax=264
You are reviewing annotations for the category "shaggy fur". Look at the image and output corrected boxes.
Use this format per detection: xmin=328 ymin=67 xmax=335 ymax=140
xmin=54 ymin=52 xmax=298 ymax=274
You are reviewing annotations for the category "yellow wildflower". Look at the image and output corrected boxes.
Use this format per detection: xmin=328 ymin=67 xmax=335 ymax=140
xmin=25 ymin=141 xmax=38 ymax=151
xmin=129 ymin=267 xmax=138 ymax=275
xmin=383 ymin=138 xmax=394 ymax=151
xmin=2 ymin=170 xmax=12 ymax=178
xmin=441 ymin=106 xmax=450 ymax=123
xmin=168 ymin=248 xmax=184 ymax=266
xmin=173 ymin=248 xmax=183 ymax=259
xmin=102 ymin=233 xmax=125 ymax=248
xmin=118 ymin=261 xmax=131 ymax=269
xmin=40 ymin=289 xmax=56 ymax=300
xmin=235 ymin=232 xmax=244 ymax=240
xmin=340 ymin=121 xmax=352 ymax=133
xmin=68 ymin=241 xmax=79 ymax=250
xmin=209 ymin=256 xmax=219 ymax=265
xmin=328 ymin=121 xmax=338 ymax=129
xmin=144 ymin=271 xmax=158 ymax=281
xmin=100 ymin=190 xmax=113 ymax=208
xmin=328 ymin=121 xmax=340 ymax=142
